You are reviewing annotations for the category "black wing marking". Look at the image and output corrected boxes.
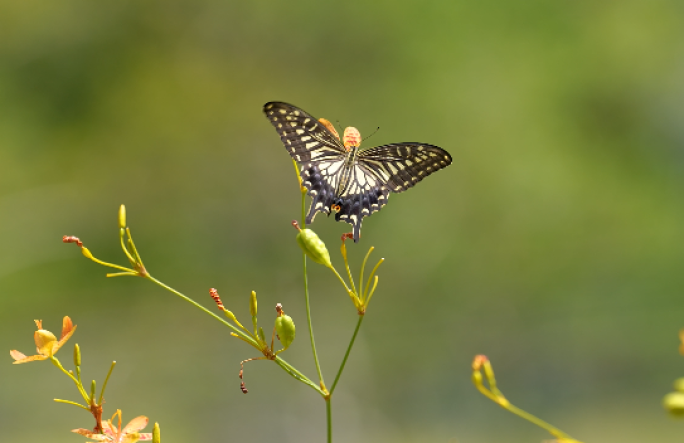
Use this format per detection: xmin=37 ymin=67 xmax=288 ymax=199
xmin=359 ymin=143 xmax=452 ymax=192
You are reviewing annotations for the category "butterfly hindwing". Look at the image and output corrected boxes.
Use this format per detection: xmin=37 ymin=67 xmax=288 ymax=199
xmin=333 ymin=163 xmax=391 ymax=241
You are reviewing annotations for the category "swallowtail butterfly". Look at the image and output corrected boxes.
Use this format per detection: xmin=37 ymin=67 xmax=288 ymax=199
xmin=264 ymin=102 xmax=452 ymax=242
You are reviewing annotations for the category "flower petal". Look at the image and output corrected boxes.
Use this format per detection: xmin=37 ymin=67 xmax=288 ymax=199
xmin=11 ymin=353 xmax=48 ymax=364
xmin=60 ymin=316 xmax=74 ymax=340
xmin=54 ymin=324 xmax=77 ymax=354
xmin=137 ymin=433 xmax=153 ymax=441
xmin=123 ymin=416 xmax=149 ymax=434
xmin=10 ymin=350 xmax=27 ymax=361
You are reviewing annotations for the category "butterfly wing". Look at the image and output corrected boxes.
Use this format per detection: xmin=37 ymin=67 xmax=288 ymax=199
xmin=359 ymin=143 xmax=452 ymax=192
xmin=263 ymin=102 xmax=349 ymax=224
xmin=329 ymin=143 xmax=452 ymax=241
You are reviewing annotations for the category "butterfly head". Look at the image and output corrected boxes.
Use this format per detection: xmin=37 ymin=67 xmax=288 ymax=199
xmin=343 ymin=127 xmax=361 ymax=151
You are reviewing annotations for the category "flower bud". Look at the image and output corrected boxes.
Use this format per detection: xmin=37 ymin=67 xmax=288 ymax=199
xmin=296 ymin=228 xmax=332 ymax=268
xmin=664 ymin=391 xmax=684 ymax=416
xmin=74 ymin=343 xmax=81 ymax=367
xmin=153 ymin=422 xmax=161 ymax=443
xmin=118 ymin=205 xmax=127 ymax=229
xmin=250 ymin=291 xmax=257 ymax=318
xmin=275 ymin=314 xmax=296 ymax=350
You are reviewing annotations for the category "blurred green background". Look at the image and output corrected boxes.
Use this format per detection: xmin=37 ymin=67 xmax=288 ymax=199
xmin=2 ymin=0 xmax=684 ymax=442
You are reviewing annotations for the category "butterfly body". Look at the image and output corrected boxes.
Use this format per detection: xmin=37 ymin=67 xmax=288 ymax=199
xmin=264 ymin=102 xmax=452 ymax=242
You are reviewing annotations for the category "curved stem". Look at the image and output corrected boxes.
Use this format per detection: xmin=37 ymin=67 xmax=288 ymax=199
xmin=303 ymin=253 xmax=325 ymax=385
xmin=330 ymin=314 xmax=364 ymax=395
xmin=98 ymin=361 xmax=116 ymax=404
xmin=329 ymin=265 xmax=353 ymax=296
xmin=145 ymin=276 xmax=257 ymax=346
xmin=274 ymin=356 xmax=324 ymax=396
xmin=50 ymin=356 xmax=90 ymax=403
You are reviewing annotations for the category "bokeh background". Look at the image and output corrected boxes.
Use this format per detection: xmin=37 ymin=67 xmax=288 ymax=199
xmin=2 ymin=1 xmax=684 ymax=442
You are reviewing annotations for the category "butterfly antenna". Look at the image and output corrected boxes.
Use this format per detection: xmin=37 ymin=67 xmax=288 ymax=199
xmin=335 ymin=120 xmax=344 ymax=136
xmin=362 ymin=127 xmax=381 ymax=143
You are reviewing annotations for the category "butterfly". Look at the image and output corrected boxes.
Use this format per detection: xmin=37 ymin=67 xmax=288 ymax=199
xmin=263 ymin=102 xmax=452 ymax=242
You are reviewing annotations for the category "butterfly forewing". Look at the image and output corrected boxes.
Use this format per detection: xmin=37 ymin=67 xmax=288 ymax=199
xmin=263 ymin=102 xmax=345 ymax=163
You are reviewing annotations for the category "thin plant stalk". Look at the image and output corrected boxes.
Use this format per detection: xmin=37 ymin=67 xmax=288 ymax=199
xmin=326 ymin=398 xmax=332 ymax=443
xmin=330 ymin=315 xmax=364 ymax=395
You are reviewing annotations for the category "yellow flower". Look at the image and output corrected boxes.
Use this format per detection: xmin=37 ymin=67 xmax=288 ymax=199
xmin=73 ymin=410 xmax=151 ymax=443
xmin=9 ymin=316 xmax=76 ymax=364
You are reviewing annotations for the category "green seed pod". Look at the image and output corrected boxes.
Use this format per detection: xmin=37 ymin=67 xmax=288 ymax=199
xmin=90 ymin=380 xmax=96 ymax=401
xmin=275 ymin=314 xmax=296 ymax=350
xmin=73 ymin=343 xmax=81 ymax=368
xmin=664 ymin=391 xmax=684 ymax=416
xmin=296 ymin=228 xmax=332 ymax=268
xmin=674 ymin=377 xmax=684 ymax=393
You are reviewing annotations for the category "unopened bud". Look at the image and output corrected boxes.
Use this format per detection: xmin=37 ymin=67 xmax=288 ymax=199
xmin=296 ymin=227 xmax=332 ymax=268
xmin=152 ymin=422 xmax=161 ymax=443
xmin=250 ymin=291 xmax=257 ymax=318
xmin=118 ymin=205 xmax=127 ymax=229
xmin=73 ymin=344 xmax=81 ymax=367
xmin=664 ymin=391 xmax=684 ymax=416
xmin=275 ymin=314 xmax=296 ymax=350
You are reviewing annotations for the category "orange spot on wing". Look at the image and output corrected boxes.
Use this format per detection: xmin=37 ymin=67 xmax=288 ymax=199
xmin=318 ymin=118 xmax=339 ymax=140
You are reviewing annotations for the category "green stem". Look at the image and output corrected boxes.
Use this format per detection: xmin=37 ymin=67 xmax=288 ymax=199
xmin=98 ymin=361 xmax=116 ymax=404
xmin=329 ymin=265 xmax=353 ymax=296
xmin=303 ymin=253 xmax=325 ymax=385
xmin=326 ymin=397 xmax=332 ymax=443
xmin=274 ymin=357 xmax=325 ymax=396
xmin=330 ymin=315 xmax=364 ymax=394
xmin=50 ymin=356 xmax=90 ymax=403
xmin=504 ymin=403 xmax=573 ymax=440
xmin=147 ymin=275 xmax=322 ymax=395
xmin=54 ymin=398 xmax=89 ymax=410
xmin=145 ymin=276 xmax=257 ymax=346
